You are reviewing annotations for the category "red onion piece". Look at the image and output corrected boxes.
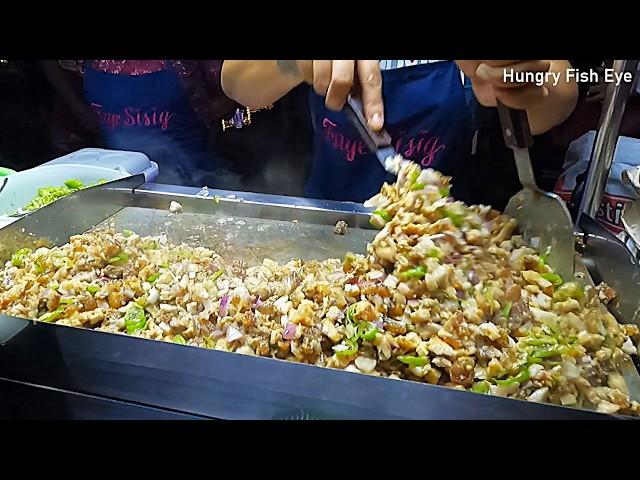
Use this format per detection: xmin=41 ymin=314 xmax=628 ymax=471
xmin=468 ymin=271 xmax=480 ymax=285
xmin=456 ymin=289 xmax=466 ymax=299
xmin=210 ymin=329 xmax=224 ymax=339
xmin=374 ymin=320 xmax=385 ymax=330
xmin=219 ymin=294 xmax=230 ymax=317
xmin=252 ymin=295 xmax=262 ymax=309
xmin=283 ymin=322 xmax=297 ymax=340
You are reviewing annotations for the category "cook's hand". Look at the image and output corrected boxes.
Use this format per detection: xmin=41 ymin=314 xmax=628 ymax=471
xmin=456 ymin=60 xmax=553 ymax=110
xmin=296 ymin=60 xmax=384 ymax=131
xmin=586 ymin=82 xmax=607 ymax=104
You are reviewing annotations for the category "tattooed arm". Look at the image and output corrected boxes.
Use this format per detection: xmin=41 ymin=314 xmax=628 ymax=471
xmin=221 ymin=60 xmax=384 ymax=130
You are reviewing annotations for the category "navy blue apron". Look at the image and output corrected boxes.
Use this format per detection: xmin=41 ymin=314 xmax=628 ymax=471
xmin=307 ymin=61 xmax=476 ymax=202
xmin=83 ymin=62 xmax=217 ymax=186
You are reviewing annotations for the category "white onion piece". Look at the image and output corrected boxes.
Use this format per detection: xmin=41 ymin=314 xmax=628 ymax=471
xmin=355 ymin=356 xmax=377 ymax=373
xmin=226 ymin=325 xmax=243 ymax=343
xmin=527 ymin=387 xmax=549 ymax=403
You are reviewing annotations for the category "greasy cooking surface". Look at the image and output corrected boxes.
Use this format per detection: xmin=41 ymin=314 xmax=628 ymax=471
xmin=1 ymin=158 xmax=639 ymax=416
xmin=99 ymin=207 xmax=375 ymax=265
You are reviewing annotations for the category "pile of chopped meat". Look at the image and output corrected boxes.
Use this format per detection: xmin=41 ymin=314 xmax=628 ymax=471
xmin=1 ymin=156 xmax=638 ymax=416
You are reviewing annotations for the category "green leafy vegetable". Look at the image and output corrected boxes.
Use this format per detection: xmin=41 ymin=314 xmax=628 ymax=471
xmin=172 ymin=334 xmax=187 ymax=345
xmin=87 ymin=285 xmax=100 ymax=295
xmin=123 ymin=229 xmax=135 ymax=237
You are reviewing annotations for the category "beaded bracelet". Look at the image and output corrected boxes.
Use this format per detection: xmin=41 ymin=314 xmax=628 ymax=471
xmin=222 ymin=105 xmax=274 ymax=131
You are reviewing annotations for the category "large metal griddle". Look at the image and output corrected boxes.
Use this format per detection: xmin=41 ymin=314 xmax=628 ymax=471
xmin=0 ymin=176 xmax=637 ymax=419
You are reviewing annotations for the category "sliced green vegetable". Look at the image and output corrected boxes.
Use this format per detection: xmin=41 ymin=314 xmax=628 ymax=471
xmin=172 ymin=334 xmax=187 ymax=345
xmin=123 ymin=229 xmax=134 ymax=237
xmin=22 ymin=179 xmax=103 ymax=212
xmin=108 ymin=251 xmax=129 ymax=265
xmin=553 ymin=282 xmax=584 ymax=302
xmin=11 ymin=248 xmax=31 ymax=267
xmin=210 ymin=269 xmax=224 ymax=282
xmin=439 ymin=186 xmax=451 ymax=198
xmin=501 ymin=301 xmax=512 ymax=319
xmin=411 ymin=182 xmax=425 ymax=191
xmin=38 ymin=305 xmax=66 ymax=323
xmin=159 ymin=263 xmax=169 ymax=269
xmin=333 ymin=341 xmax=358 ymax=356
xmin=439 ymin=205 xmax=465 ymax=227
xmin=530 ymin=345 xmax=569 ymax=360
xmin=426 ymin=248 xmax=443 ymax=260
xmin=360 ymin=323 xmax=379 ymax=341
xmin=64 ymin=179 xmax=84 ymax=189
xmin=146 ymin=273 xmax=160 ymax=283
xmin=135 ymin=296 xmax=147 ymax=308
xmin=123 ymin=305 xmax=147 ymax=334
xmin=141 ymin=239 xmax=158 ymax=250
xmin=398 ymin=355 xmax=429 ymax=367
xmin=87 ymin=285 xmax=100 ymax=295
xmin=203 ymin=336 xmax=216 ymax=349
xmin=537 ymin=246 xmax=552 ymax=270
xmin=495 ymin=368 xmax=530 ymax=386
xmin=541 ymin=273 xmax=563 ymax=287
xmin=34 ymin=256 xmax=46 ymax=274
xmin=471 ymin=381 xmax=491 ymax=394
xmin=59 ymin=297 xmax=74 ymax=305
xmin=401 ymin=265 xmax=427 ymax=280
xmin=48 ymin=282 xmax=59 ymax=291
xmin=523 ymin=336 xmax=558 ymax=347
xmin=372 ymin=209 xmax=392 ymax=222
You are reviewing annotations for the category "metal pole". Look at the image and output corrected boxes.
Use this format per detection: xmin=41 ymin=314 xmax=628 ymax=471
xmin=578 ymin=60 xmax=638 ymax=222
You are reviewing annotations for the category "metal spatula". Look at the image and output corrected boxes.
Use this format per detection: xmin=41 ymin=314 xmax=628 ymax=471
xmin=498 ymin=101 xmax=576 ymax=280
xmin=343 ymin=96 xmax=398 ymax=174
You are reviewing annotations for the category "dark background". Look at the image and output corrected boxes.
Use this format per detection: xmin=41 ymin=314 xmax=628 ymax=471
xmin=0 ymin=60 xmax=314 ymax=196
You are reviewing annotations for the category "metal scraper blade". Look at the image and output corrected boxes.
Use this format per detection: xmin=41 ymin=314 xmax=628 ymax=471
xmin=504 ymin=188 xmax=576 ymax=281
